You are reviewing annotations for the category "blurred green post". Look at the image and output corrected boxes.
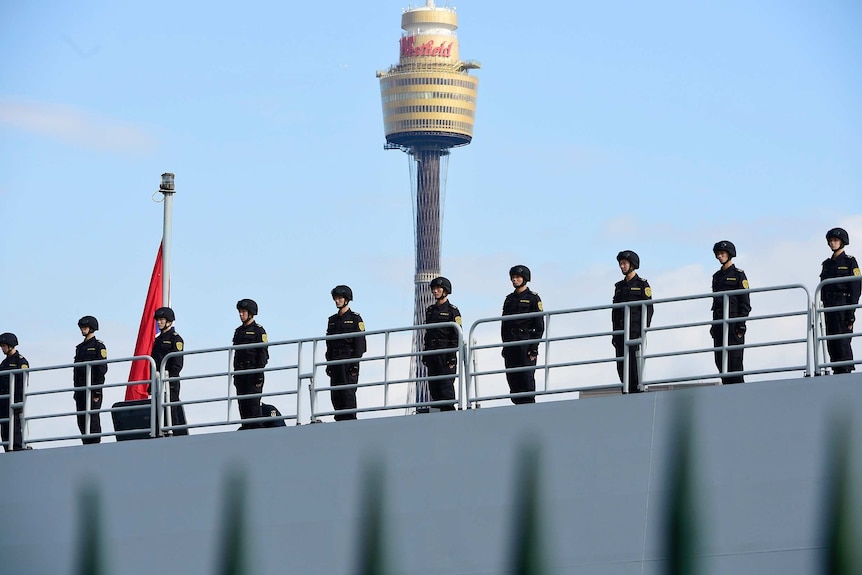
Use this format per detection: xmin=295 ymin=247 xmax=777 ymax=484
xmin=509 ymin=444 xmax=545 ymax=575
xmin=75 ymin=486 xmax=104 ymax=575
xmin=663 ymin=398 xmax=698 ymax=575
xmin=357 ymin=460 xmax=388 ymax=575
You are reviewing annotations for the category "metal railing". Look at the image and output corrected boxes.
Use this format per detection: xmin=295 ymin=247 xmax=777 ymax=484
xmin=1 ymin=356 xmax=157 ymax=450
xmin=154 ymin=322 xmax=465 ymax=435
xmin=640 ymin=284 xmax=814 ymax=389
xmin=2 ymin=281 xmax=859 ymax=450
xmin=813 ymin=274 xmax=862 ymax=375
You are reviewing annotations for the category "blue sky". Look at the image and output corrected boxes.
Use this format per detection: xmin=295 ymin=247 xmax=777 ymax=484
xmin=2 ymin=0 xmax=860 ymax=375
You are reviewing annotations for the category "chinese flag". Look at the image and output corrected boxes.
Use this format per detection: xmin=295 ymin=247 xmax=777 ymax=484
xmin=126 ymin=245 xmax=163 ymax=400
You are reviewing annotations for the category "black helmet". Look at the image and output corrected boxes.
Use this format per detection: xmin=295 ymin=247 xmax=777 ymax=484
xmin=429 ymin=276 xmax=452 ymax=295
xmin=154 ymin=307 xmax=175 ymax=322
xmin=826 ymin=227 xmax=850 ymax=246
xmin=616 ymin=250 xmax=640 ymax=270
xmin=331 ymin=285 xmax=353 ymax=302
xmin=713 ymin=240 xmax=737 ymax=258
xmin=509 ymin=265 xmax=531 ymax=283
xmin=236 ymin=299 xmax=258 ymax=316
xmin=78 ymin=316 xmax=99 ymax=331
xmin=0 ymin=332 xmax=18 ymax=347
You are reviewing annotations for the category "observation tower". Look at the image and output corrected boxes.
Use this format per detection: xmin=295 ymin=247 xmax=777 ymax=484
xmin=377 ymin=0 xmax=480 ymax=404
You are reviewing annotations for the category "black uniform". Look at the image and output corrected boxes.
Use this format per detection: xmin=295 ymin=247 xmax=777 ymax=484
xmin=151 ymin=326 xmax=187 ymax=435
xmin=73 ymin=337 xmax=107 ymax=444
xmin=820 ymin=252 xmax=861 ymax=374
xmin=232 ymin=321 xmax=268 ymax=428
xmin=711 ymin=264 xmax=751 ymax=384
xmin=0 ymin=350 xmax=28 ymax=451
xmin=501 ymin=289 xmax=544 ymax=404
xmin=326 ymin=310 xmax=367 ymax=421
xmin=423 ymin=300 xmax=462 ymax=411
xmin=612 ymin=275 xmax=654 ymax=393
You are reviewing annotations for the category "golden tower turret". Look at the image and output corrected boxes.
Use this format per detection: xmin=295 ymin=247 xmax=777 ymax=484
xmin=377 ymin=0 xmax=480 ymax=149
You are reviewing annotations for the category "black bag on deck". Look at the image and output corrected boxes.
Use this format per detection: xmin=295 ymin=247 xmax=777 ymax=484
xmin=111 ymin=399 xmax=153 ymax=441
xmin=261 ymin=403 xmax=286 ymax=428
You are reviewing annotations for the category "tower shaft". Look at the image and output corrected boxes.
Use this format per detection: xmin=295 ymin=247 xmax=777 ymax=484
xmin=377 ymin=1 xmax=480 ymax=408
xmin=409 ymin=147 xmax=445 ymax=402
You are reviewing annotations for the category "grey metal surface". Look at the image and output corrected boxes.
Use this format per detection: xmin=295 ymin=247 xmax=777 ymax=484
xmin=1 ymin=374 xmax=860 ymax=574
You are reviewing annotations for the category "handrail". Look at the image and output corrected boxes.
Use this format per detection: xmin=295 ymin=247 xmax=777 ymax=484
xmin=4 ymin=281 xmax=860 ymax=451
xmin=3 ymin=355 xmax=157 ymax=449
xmin=813 ymin=275 xmax=862 ymax=375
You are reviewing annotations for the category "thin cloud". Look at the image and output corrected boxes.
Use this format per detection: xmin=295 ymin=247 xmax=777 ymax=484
xmin=0 ymin=98 xmax=157 ymax=153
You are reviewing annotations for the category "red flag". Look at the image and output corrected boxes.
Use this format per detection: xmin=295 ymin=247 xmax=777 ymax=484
xmin=126 ymin=245 xmax=163 ymax=400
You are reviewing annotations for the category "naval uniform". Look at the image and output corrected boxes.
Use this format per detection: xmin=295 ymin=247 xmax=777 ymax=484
xmin=711 ymin=264 xmax=751 ymax=384
xmin=74 ymin=337 xmax=107 ymax=444
xmin=612 ymin=275 xmax=654 ymax=393
xmin=151 ymin=326 xmax=188 ymax=435
xmin=820 ymin=252 xmax=861 ymax=374
xmin=326 ymin=309 xmax=367 ymax=421
xmin=423 ymin=300 xmax=462 ymax=411
xmin=232 ymin=321 xmax=269 ymax=428
xmin=501 ymin=288 xmax=544 ymax=404
xmin=0 ymin=350 xmax=28 ymax=451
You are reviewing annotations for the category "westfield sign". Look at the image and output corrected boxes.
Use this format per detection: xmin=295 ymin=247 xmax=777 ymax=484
xmin=400 ymin=36 xmax=453 ymax=58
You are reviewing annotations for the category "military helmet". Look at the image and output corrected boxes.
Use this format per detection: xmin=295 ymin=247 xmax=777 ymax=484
xmin=154 ymin=307 xmax=175 ymax=322
xmin=0 ymin=332 xmax=18 ymax=347
xmin=616 ymin=250 xmax=640 ymax=270
xmin=826 ymin=227 xmax=850 ymax=246
xmin=78 ymin=316 xmax=99 ymax=331
xmin=331 ymin=285 xmax=353 ymax=302
xmin=509 ymin=265 xmax=531 ymax=283
xmin=713 ymin=240 xmax=737 ymax=258
xmin=236 ymin=299 xmax=258 ymax=316
xmin=429 ymin=276 xmax=452 ymax=295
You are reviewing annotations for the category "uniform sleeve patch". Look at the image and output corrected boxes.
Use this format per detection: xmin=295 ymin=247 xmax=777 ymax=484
xmin=358 ymin=322 xmax=366 ymax=331
xmin=538 ymin=302 xmax=544 ymax=312
xmin=21 ymin=364 xmax=28 ymax=369
xmin=262 ymin=334 xmax=269 ymax=343
xmin=742 ymin=280 xmax=750 ymax=289
xmin=855 ymin=268 xmax=861 ymax=277
xmin=176 ymin=342 xmax=184 ymax=351
xmin=455 ymin=316 xmax=462 ymax=326
xmin=644 ymin=287 xmax=652 ymax=297
xmin=100 ymin=349 xmax=108 ymax=359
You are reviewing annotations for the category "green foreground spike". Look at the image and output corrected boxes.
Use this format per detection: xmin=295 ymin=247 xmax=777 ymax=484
xmin=822 ymin=414 xmax=858 ymax=575
xmin=75 ymin=486 xmax=103 ymax=575
xmin=509 ymin=444 xmax=544 ymax=575
xmin=217 ymin=471 xmax=249 ymax=575
xmin=663 ymin=399 xmax=698 ymax=575
xmin=356 ymin=460 xmax=388 ymax=575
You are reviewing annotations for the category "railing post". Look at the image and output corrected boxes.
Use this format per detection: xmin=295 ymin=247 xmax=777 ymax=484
xmin=637 ymin=301 xmax=647 ymax=391
xmin=20 ymin=369 xmax=29 ymax=449
xmin=806 ymin=300 xmax=817 ymax=377
xmin=84 ymin=364 xmax=92 ymax=441
xmin=154 ymin=360 xmax=164 ymax=438
xmin=622 ymin=305 xmax=631 ymax=394
xmin=226 ymin=348 xmax=235 ymax=423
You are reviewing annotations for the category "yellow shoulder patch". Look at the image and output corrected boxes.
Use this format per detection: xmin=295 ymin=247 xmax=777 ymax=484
xmin=742 ymin=280 xmax=750 ymax=289
xmin=455 ymin=316 xmax=462 ymax=326
xmin=644 ymin=287 xmax=652 ymax=297
xmin=21 ymin=364 xmax=29 ymax=369
xmin=261 ymin=334 xmax=269 ymax=343
xmin=100 ymin=349 xmax=107 ymax=359
xmin=854 ymin=267 xmax=861 ymax=277
xmin=358 ymin=322 xmax=366 ymax=331
xmin=176 ymin=342 xmax=183 ymax=351
xmin=537 ymin=301 xmax=544 ymax=312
